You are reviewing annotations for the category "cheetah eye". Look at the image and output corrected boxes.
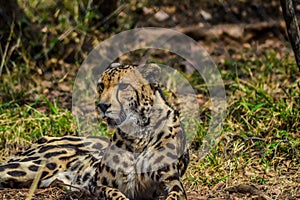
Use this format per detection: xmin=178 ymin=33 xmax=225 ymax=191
xmin=118 ymin=83 xmax=130 ymax=90
xmin=97 ymin=82 xmax=104 ymax=93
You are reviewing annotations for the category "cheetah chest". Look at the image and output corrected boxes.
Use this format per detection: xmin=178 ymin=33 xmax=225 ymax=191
xmin=97 ymin=145 xmax=166 ymax=199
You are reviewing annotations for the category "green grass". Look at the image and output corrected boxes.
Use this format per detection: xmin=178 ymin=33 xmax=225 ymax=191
xmin=0 ymin=100 xmax=76 ymax=160
xmin=183 ymin=51 xmax=300 ymax=197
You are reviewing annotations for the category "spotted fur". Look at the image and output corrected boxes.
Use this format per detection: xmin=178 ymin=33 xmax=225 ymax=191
xmin=0 ymin=63 xmax=189 ymax=200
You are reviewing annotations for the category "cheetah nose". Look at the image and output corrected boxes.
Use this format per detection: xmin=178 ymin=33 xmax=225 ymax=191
xmin=98 ymin=103 xmax=111 ymax=113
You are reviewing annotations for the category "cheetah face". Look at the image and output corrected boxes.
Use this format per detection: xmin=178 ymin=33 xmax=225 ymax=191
xmin=96 ymin=63 xmax=160 ymax=133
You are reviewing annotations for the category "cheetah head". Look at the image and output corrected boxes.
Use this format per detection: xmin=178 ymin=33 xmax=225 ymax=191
xmin=96 ymin=63 xmax=161 ymax=134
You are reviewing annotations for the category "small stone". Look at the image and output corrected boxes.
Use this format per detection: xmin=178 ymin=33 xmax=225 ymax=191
xmin=154 ymin=10 xmax=169 ymax=21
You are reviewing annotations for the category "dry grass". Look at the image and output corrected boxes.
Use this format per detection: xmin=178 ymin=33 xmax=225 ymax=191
xmin=183 ymin=51 xmax=300 ymax=199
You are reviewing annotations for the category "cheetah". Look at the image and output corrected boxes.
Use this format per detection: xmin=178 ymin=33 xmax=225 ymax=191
xmin=0 ymin=63 xmax=190 ymax=200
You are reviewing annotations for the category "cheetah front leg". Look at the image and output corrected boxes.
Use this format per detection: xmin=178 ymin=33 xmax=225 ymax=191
xmin=90 ymin=185 xmax=129 ymax=200
xmin=157 ymin=165 xmax=187 ymax=200
xmin=164 ymin=179 xmax=187 ymax=200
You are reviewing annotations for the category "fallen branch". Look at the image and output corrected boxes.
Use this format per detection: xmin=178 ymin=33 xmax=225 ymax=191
xmin=176 ymin=21 xmax=285 ymax=41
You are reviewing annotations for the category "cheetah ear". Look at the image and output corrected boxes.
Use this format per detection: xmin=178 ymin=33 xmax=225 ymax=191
xmin=139 ymin=63 xmax=161 ymax=83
